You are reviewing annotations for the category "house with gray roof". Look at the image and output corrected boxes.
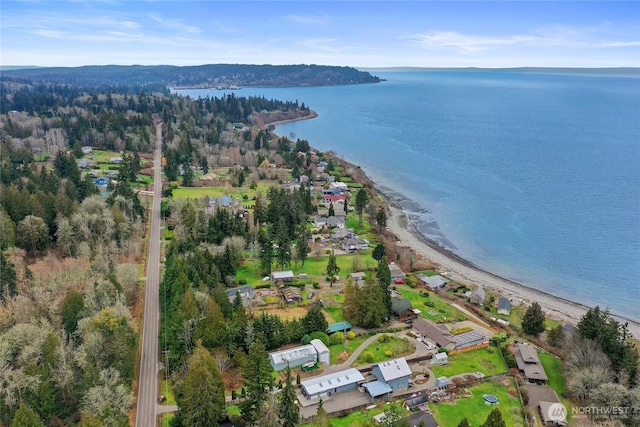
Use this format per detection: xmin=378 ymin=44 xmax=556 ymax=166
xmin=391 ymin=297 xmax=417 ymax=320
xmin=514 ymin=343 xmax=548 ymax=383
xmin=419 ymin=274 xmax=449 ymax=290
xmin=388 ymin=262 xmax=406 ymax=281
xmin=413 ymin=318 xmax=456 ymax=350
xmin=300 ymin=368 xmax=364 ymax=400
xmin=469 ymin=286 xmax=486 ymax=305
xmin=372 ymin=357 xmax=412 ymax=392
xmin=497 ymin=297 xmax=512 ymax=315
xmin=225 ymin=285 xmax=255 ymax=307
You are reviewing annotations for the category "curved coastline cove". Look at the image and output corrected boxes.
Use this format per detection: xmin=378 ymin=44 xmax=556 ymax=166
xmin=174 ymin=70 xmax=640 ymax=326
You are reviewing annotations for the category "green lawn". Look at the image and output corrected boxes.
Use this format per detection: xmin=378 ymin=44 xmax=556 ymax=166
xmin=431 ymin=347 xmax=508 ymax=378
xmin=327 ymin=335 xmax=369 ymax=365
xmin=83 ymin=149 xmax=122 ymax=163
xmin=161 ymin=413 xmax=174 ymax=427
xmin=539 ymin=352 xmax=566 ymax=397
xmin=159 ymin=379 xmax=176 ymax=405
xmin=396 ymin=286 xmax=467 ymax=322
xmin=430 ymin=379 xmax=525 ymax=427
xmin=299 ymin=404 xmax=402 ymax=427
xmin=354 ymin=335 xmax=415 ymax=366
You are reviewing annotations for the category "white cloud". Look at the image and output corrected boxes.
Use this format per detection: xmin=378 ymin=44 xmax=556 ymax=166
xmin=148 ymin=14 xmax=201 ymax=34
xmin=285 ymin=14 xmax=328 ymax=25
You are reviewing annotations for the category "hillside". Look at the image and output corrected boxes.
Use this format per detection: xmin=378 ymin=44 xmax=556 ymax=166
xmin=1 ymin=63 xmax=381 ymax=89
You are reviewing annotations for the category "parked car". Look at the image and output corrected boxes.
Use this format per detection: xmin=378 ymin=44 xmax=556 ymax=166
xmin=307 ymin=292 xmax=315 ymax=300
xmin=394 ymin=279 xmax=405 ymax=284
xmin=263 ymin=276 xmax=271 ymax=281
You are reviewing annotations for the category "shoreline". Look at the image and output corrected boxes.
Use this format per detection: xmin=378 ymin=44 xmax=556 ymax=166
xmin=385 ymin=197 xmax=640 ymax=338
xmin=273 ymin=115 xmax=640 ymax=337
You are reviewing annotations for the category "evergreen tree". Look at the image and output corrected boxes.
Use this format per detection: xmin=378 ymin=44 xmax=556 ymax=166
xmin=522 ymin=302 xmax=546 ymax=336
xmin=240 ymin=340 xmax=273 ymax=424
xmin=547 ymin=325 xmax=565 ymax=347
xmin=457 ymin=419 xmax=471 ymax=427
xmin=278 ymin=367 xmax=299 ymax=427
xmin=296 ymin=226 xmax=311 ymax=267
xmin=0 ymin=251 xmax=17 ymax=301
xmin=376 ymin=258 xmax=392 ymax=317
xmin=375 ymin=207 xmax=387 ymax=233
xmin=179 ymin=342 xmax=226 ymax=427
xmin=372 ymin=243 xmax=386 ymax=261
xmin=315 ymin=399 xmax=332 ymax=427
xmin=275 ymin=217 xmax=292 ymax=271
xmin=328 ymin=202 xmax=335 ymax=217
xmin=11 ymin=403 xmax=45 ymax=427
xmin=302 ymin=303 xmax=329 ymax=335
xmin=326 ymin=250 xmax=340 ymax=288
xmin=482 ymin=408 xmax=506 ymax=427
xmin=355 ymin=188 xmax=369 ymax=226
xmin=61 ymin=289 xmax=85 ymax=335
xmin=258 ymin=227 xmax=273 ymax=275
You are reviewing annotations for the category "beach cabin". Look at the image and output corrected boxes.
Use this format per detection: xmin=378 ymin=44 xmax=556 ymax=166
xmin=497 ymin=297 xmax=512 ymax=315
xmin=420 ymin=274 xmax=449 ymax=290
xmin=300 ymin=368 xmax=364 ymax=400
xmin=469 ymin=286 xmax=486 ymax=305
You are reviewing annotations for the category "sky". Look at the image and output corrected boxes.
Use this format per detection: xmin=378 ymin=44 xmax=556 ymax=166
xmin=1 ymin=1 xmax=639 ymax=68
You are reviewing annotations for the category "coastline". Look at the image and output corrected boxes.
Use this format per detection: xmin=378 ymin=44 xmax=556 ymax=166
xmin=274 ymin=115 xmax=640 ymax=338
xmin=385 ymin=199 xmax=640 ymax=338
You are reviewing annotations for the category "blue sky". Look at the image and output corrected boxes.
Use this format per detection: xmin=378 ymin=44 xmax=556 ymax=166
xmin=2 ymin=1 xmax=639 ymax=68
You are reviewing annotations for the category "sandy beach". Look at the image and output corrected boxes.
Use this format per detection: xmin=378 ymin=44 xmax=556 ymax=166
xmin=274 ymin=114 xmax=640 ymax=338
xmin=385 ymin=203 xmax=640 ymax=338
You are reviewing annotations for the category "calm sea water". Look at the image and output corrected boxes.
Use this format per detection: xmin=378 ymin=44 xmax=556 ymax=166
xmin=175 ymin=71 xmax=640 ymax=321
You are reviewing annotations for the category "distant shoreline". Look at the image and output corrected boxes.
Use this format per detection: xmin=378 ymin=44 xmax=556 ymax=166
xmin=275 ymin=116 xmax=640 ymax=337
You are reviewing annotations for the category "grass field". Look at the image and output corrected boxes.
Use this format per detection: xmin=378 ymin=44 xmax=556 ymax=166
xmin=431 ymin=347 xmax=508 ymax=378
xmin=430 ymin=379 xmax=525 ymax=427
xmin=353 ymin=335 xmax=415 ymax=366
xmin=299 ymin=403 xmax=400 ymax=427
xmin=327 ymin=335 xmax=369 ymax=365
xmin=159 ymin=379 xmax=176 ymax=405
xmin=539 ymin=352 xmax=566 ymax=397
xmin=161 ymin=413 xmax=174 ymax=427
xmin=396 ymin=286 xmax=467 ymax=322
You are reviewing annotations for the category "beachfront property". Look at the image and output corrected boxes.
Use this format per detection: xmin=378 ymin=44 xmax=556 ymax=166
xmin=331 ymin=228 xmax=356 ymax=242
xmin=322 ymin=194 xmax=347 ymax=205
xmin=314 ymin=215 xmax=346 ymax=229
xmin=419 ymin=274 xmax=449 ymax=290
xmin=388 ymin=262 xmax=406 ymax=282
xmin=497 ymin=297 xmax=512 ymax=315
xmin=341 ymin=237 xmax=369 ymax=253
xmin=469 ymin=285 xmax=486 ymax=305
xmin=300 ymin=368 xmax=365 ymax=400
xmin=514 ymin=343 xmax=548 ymax=384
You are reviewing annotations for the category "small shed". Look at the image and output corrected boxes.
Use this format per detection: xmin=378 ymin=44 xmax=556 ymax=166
xmin=272 ymin=271 xmax=295 ymax=284
xmin=469 ymin=286 xmax=486 ymax=305
xmin=310 ymin=339 xmax=330 ymax=365
xmin=436 ymin=376 xmax=451 ymax=387
xmin=497 ymin=297 xmax=512 ymax=315
xmin=327 ymin=321 xmax=352 ymax=334
xmin=432 ymin=352 xmax=449 ymax=365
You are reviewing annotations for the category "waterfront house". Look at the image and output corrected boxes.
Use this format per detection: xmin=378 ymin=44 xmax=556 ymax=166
xmin=413 ymin=318 xmax=456 ymax=350
xmin=419 ymin=274 xmax=449 ymax=290
xmin=391 ymin=297 xmax=417 ymax=320
xmin=497 ymin=297 xmax=512 ymax=315
xmin=469 ymin=286 xmax=486 ymax=305
xmin=388 ymin=262 xmax=406 ymax=282
xmin=514 ymin=343 xmax=548 ymax=383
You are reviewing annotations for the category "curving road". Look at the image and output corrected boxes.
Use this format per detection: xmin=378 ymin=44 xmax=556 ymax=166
xmin=135 ymin=120 xmax=163 ymax=427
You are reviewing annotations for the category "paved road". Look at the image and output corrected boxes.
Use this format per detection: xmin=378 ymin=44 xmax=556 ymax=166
xmin=135 ymin=121 xmax=163 ymax=427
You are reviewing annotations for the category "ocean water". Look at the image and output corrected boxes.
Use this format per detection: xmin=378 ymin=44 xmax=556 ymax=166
xmin=175 ymin=70 xmax=640 ymax=321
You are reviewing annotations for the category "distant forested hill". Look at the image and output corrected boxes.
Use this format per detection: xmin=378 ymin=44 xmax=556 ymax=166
xmin=2 ymin=64 xmax=380 ymax=88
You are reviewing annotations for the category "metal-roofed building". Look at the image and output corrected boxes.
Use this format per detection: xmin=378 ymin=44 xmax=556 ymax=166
xmin=453 ymin=330 xmax=488 ymax=350
xmin=269 ymin=344 xmax=317 ymax=371
xmin=419 ymin=274 xmax=449 ymax=290
xmin=300 ymin=368 xmax=364 ymax=400
xmin=497 ymin=297 xmax=512 ymax=315
xmin=327 ymin=321 xmax=352 ymax=334
xmin=310 ymin=339 xmax=330 ymax=365
xmin=372 ymin=357 xmax=412 ymax=391
xmin=364 ymin=381 xmax=392 ymax=400
xmin=272 ymin=270 xmax=295 ymax=284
